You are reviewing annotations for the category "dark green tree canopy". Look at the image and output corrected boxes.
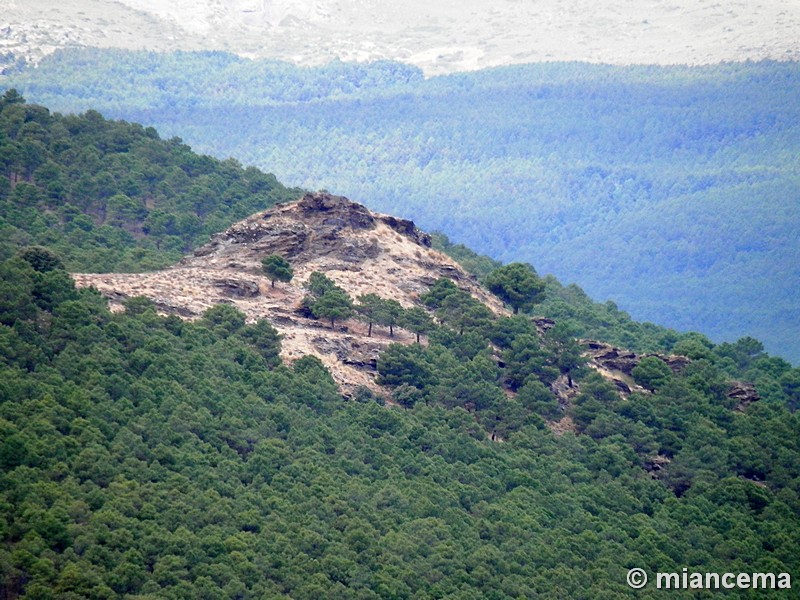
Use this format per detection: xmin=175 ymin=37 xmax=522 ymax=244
xmin=376 ymin=298 xmax=404 ymax=337
xmin=310 ymin=288 xmax=353 ymax=328
xmin=0 ymin=93 xmax=301 ymax=273
xmin=2 ymin=82 xmax=800 ymax=600
xmin=356 ymin=293 xmax=383 ymax=337
xmin=485 ymin=262 xmax=545 ymax=314
xmin=377 ymin=343 xmax=437 ymax=389
xmin=436 ymin=292 xmax=492 ymax=336
xmin=1 ymin=239 xmax=800 ymax=599
xmin=402 ymin=306 xmax=434 ymax=343
xmin=301 ymin=271 xmax=354 ymax=328
xmin=201 ymin=302 xmax=247 ymax=336
xmin=261 ymin=254 xmax=293 ymax=287
xmin=503 ymin=333 xmax=559 ymax=389
xmin=306 ymin=271 xmax=338 ymax=298
xmin=241 ymin=319 xmax=282 ymax=366
xmin=632 ymin=355 xmax=674 ymax=391
xmin=420 ymin=277 xmax=460 ymax=309
xmin=17 ymin=245 xmax=64 ymax=273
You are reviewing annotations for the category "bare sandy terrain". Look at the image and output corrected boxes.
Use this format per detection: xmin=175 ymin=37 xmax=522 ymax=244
xmin=3 ymin=0 xmax=799 ymax=74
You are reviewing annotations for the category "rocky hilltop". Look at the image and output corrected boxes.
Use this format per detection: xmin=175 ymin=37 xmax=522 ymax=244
xmin=72 ymin=192 xmax=758 ymax=420
xmin=73 ymin=193 xmax=507 ymax=394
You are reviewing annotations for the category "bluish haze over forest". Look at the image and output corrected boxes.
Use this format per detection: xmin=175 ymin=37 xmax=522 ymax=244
xmin=4 ymin=49 xmax=799 ymax=362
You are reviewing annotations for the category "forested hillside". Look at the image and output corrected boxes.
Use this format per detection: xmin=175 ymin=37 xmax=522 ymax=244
xmin=0 ymin=91 xmax=694 ymax=356
xmin=0 ymin=88 xmax=300 ymax=273
xmin=4 ymin=49 xmax=798 ymax=362
xmin=3 ymin=239 xmax=800 ymax=598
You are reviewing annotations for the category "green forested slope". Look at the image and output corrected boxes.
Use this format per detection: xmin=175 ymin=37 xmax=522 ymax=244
xmin=0 ymin=89 xmax=300 ymax=273
xmin=2 ymin=251 xmax=800 ymax=599
xmin=4 ymin=50 xmax=798 ymax=361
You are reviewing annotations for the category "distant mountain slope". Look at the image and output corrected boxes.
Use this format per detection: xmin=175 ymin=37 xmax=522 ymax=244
xmin=2 ymin=0 xmax=799 ymax=74
xmin=5 ymin=52 xmax=798 ymax=362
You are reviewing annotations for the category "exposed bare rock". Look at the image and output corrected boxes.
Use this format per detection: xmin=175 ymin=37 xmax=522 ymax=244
xmin=190 ymin=218 xmax=309 ymax=263
xmin=644 ymin=455 xmax=671 ymax=478
xmin=72 ymin=190 xmax=763 ymax=415
xmin=72 ymin=192 xmax=506 ymax=394
xmin=579 ymin=340 xmax=660 ymax=398
xmin=311 ymin=335 xmax=384 ymax=371
xmin=213 ymin=278 xmax=260 ymax=298
xmin=183 ymin=193 xmax=440 ymax=276
xmin=581 ymin=340 xmax=691 ymax=378
xmin=660 ymin=354 xmax=691 ymax=374
xmin=729 ymin=381 xmax=760 ymax=412
xmin=550 ymin=373 xmax=579 ymax=412
xmin=580 ymin=340 xmax=760 ymax=414
xmin=613 ymin=379 xmax=632 ymax=395
xmin=297 ymin=192 xmax=376 ymax=230
xmin=583 ymin=341 xmax=639 ymax=377
xmin=436 ymin=264 xmax=464 ymax=280
xmin=152 ymin=301 xmax=199 ymax=318
xmin=548 ymin=415 xmax=578 ymax=437
xmin=533 ymin=317 xmax=556 ymax=334
xmin=380 ymin=215 xmax=431 ymax=247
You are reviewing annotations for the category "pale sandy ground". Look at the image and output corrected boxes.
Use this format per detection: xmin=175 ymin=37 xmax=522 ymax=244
xmin=3 ymin=0 xmax=799 ymax=74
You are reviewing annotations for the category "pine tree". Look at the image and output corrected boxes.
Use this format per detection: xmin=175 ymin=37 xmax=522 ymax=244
xmin=485 ymin=263 xmax=544 ymax=314
xmin=377 ymin=298 xmax=404 ymax=337
xmin=312 ymin=289 xmax=353 ymax=328
xmin=402 ymin=306 xmax=434 ymax=343
xmin=356 ymin=293 xmax=383 ymax=337
xmin=261 ymin=254 xmax=293 ymax=288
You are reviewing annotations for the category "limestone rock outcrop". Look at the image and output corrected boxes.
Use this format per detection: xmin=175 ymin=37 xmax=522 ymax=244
xmin=582 ymin=340 xmax=691 ymax=377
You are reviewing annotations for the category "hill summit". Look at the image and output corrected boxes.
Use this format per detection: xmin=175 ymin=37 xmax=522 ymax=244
xmin=73 ymin=192 xmax=505 ymax=393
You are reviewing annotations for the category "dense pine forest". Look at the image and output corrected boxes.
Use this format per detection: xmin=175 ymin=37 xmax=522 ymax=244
xmin=2 ymin=93 xmax=800 ymax=598
xmin=0 ymin=88 xmax=301 ymax=273
xmin=4 ymin=49 xmax=799 ymax=362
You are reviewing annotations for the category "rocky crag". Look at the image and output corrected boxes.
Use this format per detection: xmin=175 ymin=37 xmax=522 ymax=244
xmin=580 ymin=340 xmax=759 ymax=409
xmin=73 ymin=193 xmax=507 ymax=395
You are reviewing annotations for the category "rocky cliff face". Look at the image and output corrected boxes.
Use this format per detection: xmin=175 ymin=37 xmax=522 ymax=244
xmin=580 ymin=340 xmax=759 ymax=411
xmin=581 ymin=340 xmax=692 ymax=395
xmin=72 ymin=193 xmax=506 ymax=395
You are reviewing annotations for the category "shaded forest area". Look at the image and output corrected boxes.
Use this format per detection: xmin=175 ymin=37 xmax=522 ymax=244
xmin=4 ymin=50 xmax=799 ymax=361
